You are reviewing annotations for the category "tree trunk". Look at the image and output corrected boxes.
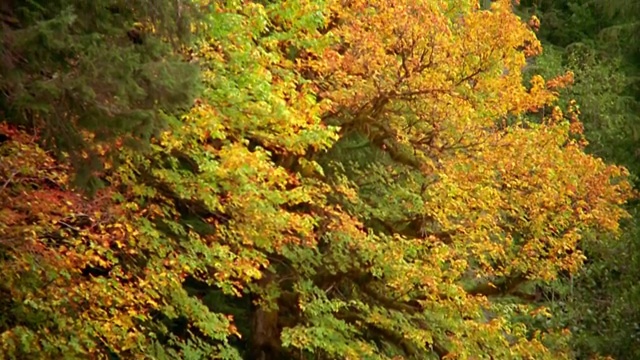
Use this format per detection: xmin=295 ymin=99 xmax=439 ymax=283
xmin=248 ymin=272 xmax=282 ymax=360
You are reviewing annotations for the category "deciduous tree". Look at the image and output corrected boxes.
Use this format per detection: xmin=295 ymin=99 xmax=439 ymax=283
xmin=0 ymin=0 xmax=633 ymax=359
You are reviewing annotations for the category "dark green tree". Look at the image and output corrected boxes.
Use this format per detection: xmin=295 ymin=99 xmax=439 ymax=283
xmin=0 ymin=0 xmax=202 ymax=188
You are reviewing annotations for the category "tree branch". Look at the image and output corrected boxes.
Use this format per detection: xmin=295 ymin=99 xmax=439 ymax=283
xmin=466 ymin=274 xmax=528 ymax=297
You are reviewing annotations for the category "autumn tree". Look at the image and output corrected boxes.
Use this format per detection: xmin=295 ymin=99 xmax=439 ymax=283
xmin=296 ymin=0 xmax=630 ymax=358
xmin=0 ymin=0 xmax=633 ymax=359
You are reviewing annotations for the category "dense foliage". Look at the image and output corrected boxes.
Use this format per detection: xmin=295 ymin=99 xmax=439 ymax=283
xmin=0 ymin=0 xmax=202 ymax=188
xmin=517 ymin=0 xmax=640 ymax=358
xmin=0 ymin=0 xmax=636 ymax=359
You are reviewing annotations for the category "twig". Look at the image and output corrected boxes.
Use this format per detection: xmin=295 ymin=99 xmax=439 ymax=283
xmin=0 ymin=171 xmax=18 ymax=194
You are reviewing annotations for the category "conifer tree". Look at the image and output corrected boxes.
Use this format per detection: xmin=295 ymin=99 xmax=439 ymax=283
xmin=0 ymin=0 xmax=201 ymax=188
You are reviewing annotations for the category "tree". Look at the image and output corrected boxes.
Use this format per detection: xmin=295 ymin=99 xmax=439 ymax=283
xmin=0 ymin=0 xmax=632 ymax=359
xmin=0 ymin=0 xmax=202 ymax=188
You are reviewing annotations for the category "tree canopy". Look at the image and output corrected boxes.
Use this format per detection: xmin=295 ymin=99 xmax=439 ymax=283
xmin=0 ymin=0 xmax=634 ymax=359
